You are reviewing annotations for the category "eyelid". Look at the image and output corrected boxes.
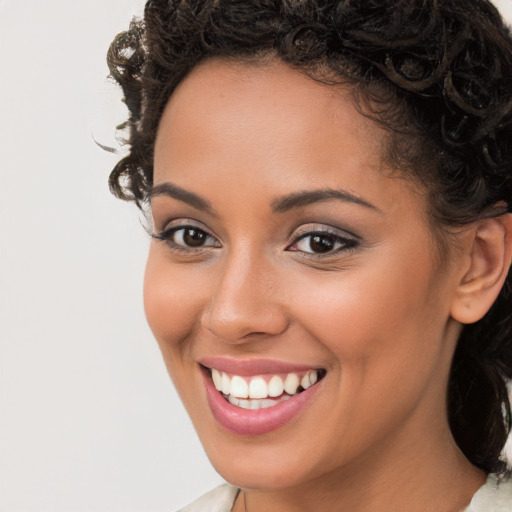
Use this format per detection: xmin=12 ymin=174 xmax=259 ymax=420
xmin=154 ymin=216 xmax=210 ymax=232
xmin=286 ymin=224 xmax=360 ymax=255
xmin=289 ymin=223 xmax=359 ymax=242
xmin=152 ymin=219 xmax=221 ymax=251
xmin=152 ymin=220 xmax=358 ymax=255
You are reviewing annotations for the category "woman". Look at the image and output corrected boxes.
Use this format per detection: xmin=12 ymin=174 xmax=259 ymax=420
xmin=107 ymin=1 xmax=512 ymax=510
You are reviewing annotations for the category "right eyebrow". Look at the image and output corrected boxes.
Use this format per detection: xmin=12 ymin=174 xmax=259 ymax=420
xmin=148 ymin=182 xmax=218 ymax=217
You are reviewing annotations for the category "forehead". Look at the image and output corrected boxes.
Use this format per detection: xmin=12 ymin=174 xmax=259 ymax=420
xmin=153 ymin=58 xmax=424 ymax=219
xmin=155 ymin=58 xmax=385 ymax=169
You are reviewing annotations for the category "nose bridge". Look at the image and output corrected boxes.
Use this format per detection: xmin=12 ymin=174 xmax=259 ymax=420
xmin=203 ymin=244 xmax=287 ymax=342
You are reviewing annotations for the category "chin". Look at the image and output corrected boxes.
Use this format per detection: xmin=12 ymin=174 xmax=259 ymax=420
xmin=207 ymin=447 xmax=321 ymax=491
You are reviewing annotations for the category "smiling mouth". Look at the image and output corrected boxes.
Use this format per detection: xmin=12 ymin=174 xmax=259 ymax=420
xmin=205 ymin=366 xmax=327 ymax=410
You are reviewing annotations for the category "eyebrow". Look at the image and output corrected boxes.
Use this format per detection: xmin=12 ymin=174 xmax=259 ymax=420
xmin=149 ymin=182 xmax=379 ymax=216
xmin=271 ymin=188 xmax=380 ymax=213
xmin=148 ymin=182 xmax=217 ymax=216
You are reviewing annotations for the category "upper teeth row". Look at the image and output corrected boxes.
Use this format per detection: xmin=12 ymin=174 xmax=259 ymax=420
xmin=211 ymin=368 xmax=319 ymax=399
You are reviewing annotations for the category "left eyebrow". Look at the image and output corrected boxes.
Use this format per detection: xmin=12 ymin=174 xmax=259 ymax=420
xmin=271 ymin=188 xmax=380 ymax=214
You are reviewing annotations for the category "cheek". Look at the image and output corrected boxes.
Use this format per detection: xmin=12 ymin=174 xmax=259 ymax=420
xmin=285 ymin=253 xmax=448 ymax=397
xmin=143 ymin=248 xmax=215 ymax=417
xmin=279 ymin=266 xmax=451 ymax=464
xmin=143 ymin=247 xmax=209 ymax=359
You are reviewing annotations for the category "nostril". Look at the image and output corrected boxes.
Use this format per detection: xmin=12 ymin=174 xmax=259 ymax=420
xmin=203 ymin=301 xmax=289 ymax=343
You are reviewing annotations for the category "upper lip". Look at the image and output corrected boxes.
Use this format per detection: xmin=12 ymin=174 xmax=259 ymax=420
xmin=198 ymin=357 xmax=322 ymax=376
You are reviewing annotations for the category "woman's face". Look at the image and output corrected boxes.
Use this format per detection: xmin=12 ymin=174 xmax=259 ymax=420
xmin=145 ymin=59 xmax=465 ymax=489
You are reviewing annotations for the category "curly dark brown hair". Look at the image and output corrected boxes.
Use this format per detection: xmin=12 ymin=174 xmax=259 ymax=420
xmin=107 ymin=0 xmax=512 ymax=474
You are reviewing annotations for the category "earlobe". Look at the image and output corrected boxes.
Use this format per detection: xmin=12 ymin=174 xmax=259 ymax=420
xmin=450 ymin=213 xmax=512 ymax=325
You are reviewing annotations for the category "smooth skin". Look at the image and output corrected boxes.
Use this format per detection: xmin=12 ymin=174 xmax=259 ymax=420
xmin=144 ymin=59 xmax=512 ymax=512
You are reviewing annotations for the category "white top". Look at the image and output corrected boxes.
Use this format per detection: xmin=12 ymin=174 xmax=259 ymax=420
xmin=463 ymin=474 xmax=512 ymax=512
xmin=177 ymin=474 xmax=512 ymax=512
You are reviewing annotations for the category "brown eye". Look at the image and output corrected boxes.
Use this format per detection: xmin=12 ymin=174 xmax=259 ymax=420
xmin=153 ymin=225 xmax=220 ymax=251
xmin=309 ymin=235 xmax=335 ymax=253
xmin=288 ymin=230 xmax=358 ymax=255
xmin=171 ymin=227 xmax=220 ymax=248
xmin=181 ymin=228 xmax=208 ymax=247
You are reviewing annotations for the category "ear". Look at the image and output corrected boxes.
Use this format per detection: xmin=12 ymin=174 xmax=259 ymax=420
xmin=450 ymin=213 xmax=512 ymax=324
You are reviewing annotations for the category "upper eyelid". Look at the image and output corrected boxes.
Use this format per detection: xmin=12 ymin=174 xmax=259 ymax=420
xmin=288 ymin=224 xmax=359 ymax=242
xmin=288 ymin=233 xmax=356 ymax=249
xmin=156 ymin=217 xmax=209 ymax=231
xmin=155 ymin=218 xmax=218 ymax=238
xmin=286 ymin=225 xmax=360 ymax=255
xmin=153 ymin=220 xmax=219 ymax=241
xmin=153 ymin=225 xmax=221 ymax=252
xmin=154 ymin=219 xmax=358 ymax=247
xmin=161 ymin=225 xmax=219 ymax=242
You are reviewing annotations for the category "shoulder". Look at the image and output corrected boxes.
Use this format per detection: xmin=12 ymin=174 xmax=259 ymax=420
xmin=176 ymin=484 xmax=240 ymax=512
xmin=463 ymin=474 xmax=512 ymax=512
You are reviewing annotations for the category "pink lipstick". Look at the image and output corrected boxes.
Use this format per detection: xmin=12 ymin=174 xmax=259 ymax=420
xmin=200 ymin=359 xmax=325 ymax=436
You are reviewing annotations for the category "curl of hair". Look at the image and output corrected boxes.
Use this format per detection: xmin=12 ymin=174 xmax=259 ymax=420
xmin=107 ymin=0 xmax=512 ymax=473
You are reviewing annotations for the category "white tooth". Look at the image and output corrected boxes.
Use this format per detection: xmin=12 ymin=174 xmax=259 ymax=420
xmin=261 ymin=399 xmax=278 ymax=409
xmin=221 ymin=372 xmax=231 ymax=395
xmin=309 ymin=370 xmax=318 ymax=385
xmin=238 ymin=399 xmax=250 ymax=409
xmin=268 ymin=375 xmax=284 ymax=397
xmin=230 ymin=376 xmax=249 ymax=398
xmin=301 ymin=373 xmax=311 ymax=390
xmin=211 ymin=369 xmax=223 ymax=391
xmin=284 ymin=373 xmax=300 ymax=395
xmin=249 ymin=400 xmax=260 ymax=410
xmin=249 ymin=377 xmax=268 ymax=399
xmin=228 ymin=395 xmax=240 ymax=406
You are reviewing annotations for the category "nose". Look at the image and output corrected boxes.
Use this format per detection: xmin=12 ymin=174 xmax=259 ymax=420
xmin=201 ymin=249 xmax=289 ymax=343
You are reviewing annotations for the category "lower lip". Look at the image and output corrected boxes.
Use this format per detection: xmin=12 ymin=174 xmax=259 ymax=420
xmin=201 ymin=368 xmax=323 ymax=436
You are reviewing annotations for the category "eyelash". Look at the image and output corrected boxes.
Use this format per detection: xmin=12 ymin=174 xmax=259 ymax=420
xmin=152 ymin=224 xmax=220 ymax=254
xmin=287 ymin=228 xmax=359 ymax=257
xmin=152 ymin=224 xmax=359 ymax=257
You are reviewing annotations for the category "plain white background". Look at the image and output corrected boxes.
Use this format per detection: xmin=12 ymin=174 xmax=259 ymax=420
xmin=1 ymin=1 xmax=512 ymax=511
